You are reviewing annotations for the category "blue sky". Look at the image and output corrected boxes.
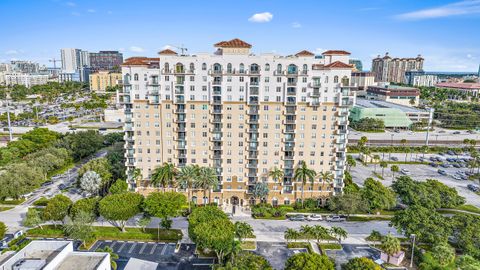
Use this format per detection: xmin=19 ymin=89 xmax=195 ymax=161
xmin=1 ymin=0 xmax=480 ymax=72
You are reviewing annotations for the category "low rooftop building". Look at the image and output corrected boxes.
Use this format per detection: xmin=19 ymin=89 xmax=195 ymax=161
xmin=367 ymin=83 xmax=420 ymax=107
xmin=435 ymin=82 xmax=480 ymax=96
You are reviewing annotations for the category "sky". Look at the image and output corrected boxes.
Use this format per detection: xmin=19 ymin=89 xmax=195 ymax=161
xmin=1 ymin=0 xmax=480 ymax=72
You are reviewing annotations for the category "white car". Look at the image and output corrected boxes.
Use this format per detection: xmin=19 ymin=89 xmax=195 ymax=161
xmin=306 ymin=214 xmax=323 ymax=221
xmin=326 ymin=215 xmax=346 ymax=222
xmin=401 ymin=169 xmax=410 ymax=175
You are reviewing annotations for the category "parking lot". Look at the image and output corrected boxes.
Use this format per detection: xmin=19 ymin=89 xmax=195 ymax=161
xmin=254 ymin=241 xmax=307 ymax=270
xmin=325 ymin=244 xmax=380 ymax=269
xmin=351 ymin=153 xmax=480 ymax=208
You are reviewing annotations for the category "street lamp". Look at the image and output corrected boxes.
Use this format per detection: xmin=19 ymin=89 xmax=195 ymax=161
xmin=390 ymin=134 xmax=394 ymax=160
xmin=410 ymin=234 xmax=416 ymax=268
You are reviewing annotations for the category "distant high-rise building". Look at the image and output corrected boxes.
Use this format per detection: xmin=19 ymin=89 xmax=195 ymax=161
xmin=371 ymin=53 xmax=424 ymax=83
xmin=405 ymin=70 xmax=438 ymax=87
xmin=90 ymin=51 xmax=123 ymax=72
xmin=349 ymin=59 xmax=363 ymax=71
xmin=60 ymin=48 xmax=90 ymax=82
xmin=10 ymin=60 xmax=39 ymax=73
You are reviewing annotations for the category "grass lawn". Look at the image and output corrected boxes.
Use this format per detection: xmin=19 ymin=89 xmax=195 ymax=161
xmin=0 ymin=198 xmax=26 ymax=205
xmin=318 ymin=243 xmax=342 ymax=252
xmin=347 ymin=216 xmax=392 ymax=222
xmin=240 ymin=241 xmax=256 ymax=250
xmin=455 ymin=204 xmax=480 ymax=214
xmin=287 ymin=242 xmax=313 ymax=253
xmin=0 ymin=206 xmax=14 ymax=212
xmin=27 ymin=225 xmax=182 ymax=242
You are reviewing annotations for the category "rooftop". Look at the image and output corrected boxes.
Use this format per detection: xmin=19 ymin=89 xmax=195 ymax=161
xmin=56 ymin=252 xmax=109 ymax=270
xmin=435 ymin=82 xmax=480 ymax=89
xmin=355 ymin=98 xmax=427 ymax=113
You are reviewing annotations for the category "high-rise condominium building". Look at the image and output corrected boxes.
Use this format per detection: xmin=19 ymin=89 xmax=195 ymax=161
xmin=120 ymin=39 xmax=354 ymax=207
xmin=60 ymin=48 xmax=89 ymax=72
xmin=90 ymin=51 xmax=124 ymax=72
xmin=371 ymin=53 xmax=424 ymax=83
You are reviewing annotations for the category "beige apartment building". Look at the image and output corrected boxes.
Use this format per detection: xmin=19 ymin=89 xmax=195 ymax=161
xmin=371 ymin=53 xmax=424 ymax=83
xmin=89 ymin=71 xmax=122 ymax=92
xmin=119 ymin=39 xmax=354 ymax=207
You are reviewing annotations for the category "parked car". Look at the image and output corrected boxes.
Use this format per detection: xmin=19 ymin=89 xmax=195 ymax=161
xmin=447 ymin=151 xmax=455 ymax=155
xmin=390 ymin=157 xmax=399 ymax=161
xmin=429 ymin=157 xmax=437 ymax=161
xmin=452 ymin=175 xmax=462 ymax=180
xmin=452 ymin=163 xmax=462 ymax=168
xmin=437 ymin=169 xmax=447 ymax=175
xmin=289 ymin=215 xmax=306 ymax=221
xmin=58 ymin=184 xmax=67 ymax=190
xmin=453 ymin=131 xmax=461 ymax=135
xmin=41 ymin=181 xmax=53 ymax=187
xmin=429 ymin=162 xmax=439 ymax=167
xmin=467 ymin=184 xmax=479 ymax=192
xmin=306 ymin=214 xmax=323 ymax=221
xmin=440 ymin=163 xmax=451 ymax=168
xmin=401 ymin=169 xmax=410 ymax=175
xmin=438 ymin=152 xmax=445 ymax=156
xmin=326 ymin=215 xmax=346 ymax=222
xmin=467 ymin=130 xmax=476 ymax=134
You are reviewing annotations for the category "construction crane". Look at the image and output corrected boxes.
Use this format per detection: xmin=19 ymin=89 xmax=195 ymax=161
xmin=49 ymin=58 xmax=62 ymax=69
xmin=170 ymin=45 xmax=188 ymax=55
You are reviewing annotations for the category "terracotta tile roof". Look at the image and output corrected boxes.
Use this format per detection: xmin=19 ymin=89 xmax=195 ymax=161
xmin=322 ymin=50 xmax=351 ymax=55
xmin=214 ymin=38 xmax=252 ymax=48
xmin=324 ymin=61 xmax=354 ymax=69
xmin=436 ymin=82 xmax=480 ymax=90
xmin=295 ymin=50 xmax=315 ymax=57
xmin=122 ymin=57 xmax=160 ymax=66
xmin=158 ymin=49 xmax=178 ymax=55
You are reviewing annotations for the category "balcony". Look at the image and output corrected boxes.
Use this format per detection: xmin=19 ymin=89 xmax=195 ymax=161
xmin=173 ymin=126 xmax=186 ymax=132
xmin=284 ymin=108 xmax=296 ymax=115
xmin=283 ymin=118 xmax=296 ymax=125
xmin=247 ymin=108 xmax=259 ymax=115
xmin=212 ymin=99 xmax=222 ymax=105
xmin=175 ymin=97 xmax=185 ymax=104
xmin=247 ymin=118 xmax=259 ymax=124
xmin=175 ymin=89 xmax=185 ymax=94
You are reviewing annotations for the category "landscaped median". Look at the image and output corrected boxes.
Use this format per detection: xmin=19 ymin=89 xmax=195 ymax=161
xmin=27 ymin=225 xmax=182 ymax=248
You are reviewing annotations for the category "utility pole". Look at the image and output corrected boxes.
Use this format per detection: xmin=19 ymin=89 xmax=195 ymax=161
xmin=5 ymin=91 xmax=13 ymax=141
xmin=425 ymin=107 xmax=435 ymax=146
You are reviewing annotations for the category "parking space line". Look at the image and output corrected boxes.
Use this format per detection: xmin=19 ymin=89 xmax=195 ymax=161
xmin=160 ymin=244 xmax=168 ymax=255
xmin=139 ymin=243 xmax=147 ymax=254
xmin=128 ymin=243 xmax=136 ymax=253
xmin=150 ymin=244 xmax=157 ymax=254
xmin=110 ymin=242 xmax=117 ymax=249
xmin=118 ymin=242 xmax=127 ymax=253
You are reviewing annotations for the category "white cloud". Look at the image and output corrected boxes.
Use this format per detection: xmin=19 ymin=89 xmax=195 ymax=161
xmin=129 ymin=46 xmax=144 ymax=53
xmin=315 ymin=48 xmax=324 ymax=54
xmin=71 ymin=11 xmax=80 ymax=16
xmin=87 ymin=9 xmax=96 ymax=13
xmin=161 ymin=45 xmax=174 ymax=50
xmin=291 ymin=22 xmax=302 ymax=28
xmin=248 ymin=12 xmax=273 ymax=23
xmin=395 ymin=0 xmax=480 ymax=20
xmin=66 ymin=1 xmax=76 ymax=7
xmin=5 ymin=50 xmax=18 ymax=55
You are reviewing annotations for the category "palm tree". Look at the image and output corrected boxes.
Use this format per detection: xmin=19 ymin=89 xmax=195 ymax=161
xmin=390 ymin=165 xmax=399 ymax=181
xmin=381 ymin=233 xmax=401 ymax=263
xmin=330 ymin=226 xmax=348 ymax=244
xmin=268 ymin=167 xmax=284 ymax=183
xmin=96 ymin=246 xmax=119 ymax=270
xmin=196 ymin=166 xmax=218 ymax=204
xmin=318 ymin=171 xmax=334 ymax=196
xmin=373 ymin=155 xmax=380 ymax=172
xmin=380 ymin=161 xmax=388 ymax=178
xmin=151 ymin=163 xmax=177 ymax=192
xmin=346 ymin=155 xmax=356 ymax=172
xmin=284 ymin=228 xmax=298 ymax=244
xmin=294 ymin=161 xmax=316 ymax=208
xmin=300 ymin=225 xmax=313 ymax=242
xmin=132 ymin=168 xmax=142 ymax=189
xmin=311 ymin=225 xmax=329 ymax=245
xmin=178 ymin=165 xmax=199 ymax=212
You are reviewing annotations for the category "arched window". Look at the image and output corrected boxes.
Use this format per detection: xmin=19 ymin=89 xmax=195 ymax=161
xmin=239 ymin=63 xmax=245 ymax=73
xmin=272 ymin=197 xmax=278 ymax=207
xmin=334 ymin=76 xmax=339 ymax=83
xmin=213 ymin=63 xmax=222 ymax=74
xmin=277 ymin=64 xmax=282 ymax=73
xmin=202 ymin=63 xmax=207 ymax=70
xmin=342 ymin=76 xmax=350 ymax=86
xmin=164 ymin=63 xmax=169 ymax=73
xmin=125 ymin=73 xmax=130 ymax=82
xmin=189 ymin=63 xmax=195 ymax=72
xmin=133 ymin=73 xmax=139 ymax=81
xmin=287 ymin=64 xmax=297 ymax=74
xmin=249 ymin=197 xmax=256 ymax=206
xmin=265 ymin=63 xmax=270 ymax=71
xmin=227 ymin=63 xmax=232 ymax=73
xmin=284 ymin=198 xmax=290 ymax=205
xmin=250 ymin=63 xmax=259 ymax=74
xmin=175 ymin=63 xmax=184 ymax=73
xmin=303 ymin=64 xmax=308 ymax=72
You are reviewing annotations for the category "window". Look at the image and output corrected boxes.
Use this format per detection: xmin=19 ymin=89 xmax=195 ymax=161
xmin=189 ymin=63 xmax=195 ymax=72
xmin=202 ymin=63 xmax=207 ymax=70
xmin=277 ymin=64 xmax=282 ymax=73
xmin=134 ymin=73 xmax=139 ymax=81
xmin=213 ymin=63 xmax=222 ymax=73
xmin=303 ymin=64 xmax=308 ymax=72
xmin=164 ymin=63 xmax=169 ymax=72
xmin=265 ymin=63 xmax=270 ymax=71
xmin=239 ymin=63 xmax=245 ymax=73
xmin=334 ymin=76 xmax=339 ymax=83
xmin=227 ymin=63 xmax=232 ymax=73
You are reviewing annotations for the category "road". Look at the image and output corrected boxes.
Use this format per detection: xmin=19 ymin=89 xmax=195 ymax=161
xmin=0 ymin=150 xmax=107 ymax=232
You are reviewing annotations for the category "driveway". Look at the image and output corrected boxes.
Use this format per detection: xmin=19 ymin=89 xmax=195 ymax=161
xmin=254 ymin=241 xmax=307 ymax=270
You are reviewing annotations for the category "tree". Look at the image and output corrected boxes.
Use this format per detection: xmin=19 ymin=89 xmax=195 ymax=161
xmin=80 ymin=170 xmax=102 ymax=196
xmin=451 ymin=214 xmax=480 ymax=259
xmin=57 ymin=130 xmax=104 ymax=161
xmin=285 ymin=253 xmax=334 ymax=270
xmin=372 ymin=155 xmax=381 ymax=173
xmin=196 ymin=166 xmax=218 ymax=204
xmin=346 ymin=155 xmax=356 ymax=172
xmin=194 ymin=218 xmax=235 ymax=265
xmin=108 ymin=179 xmax=128 ymax=194
xmin=391 ymin=205 xmax=451 ymax=244
xmin=430 ymin=243 xmax=455 ymax=266
xmin=380 ymin=233 xmax=401 ymax=263
xmin=379 ymin=161 xmax=388 ymax=178
xmin=400 ymin=139 xmax=408 ymax=162
xmin=151 ymin=163 xmax=177 ymax=192
xmin=178 ymin=164 xmax=199 ymax=212
xmin=367 ymin=230 xmax=382 ymax=247
xmin=390 ymin=165 xmax=399 ymax=180
xmin=361 ymin=178 xmax=396 ymax=212
xmin=70 ymin=197 xmax=98 ymax=219
xmin=188 ymin=206 xmax=228 ymax=242
xmin=252 ymin=182 xmax=269 ymax=204
xmin=284 ymin=228 xmax=299 ymax=244
xmin=234 ymin=221 xmax=253 ymax=243
xmin=143 ymin=192 xmax=186 ymax=230
xmin=311 ymin=225 xmax=330 ymax=245
xmin=330 ymin=226 xmax=348 ymax=244
xmin=217 ymin=251 xmax=272 ymax=270
xmin=0 ymin=222 xmax=6 ymax=239
xmin=137 ymin=215 xmax=151 ymax=233
xmin=456 ymin=255 xmax=480 ymax=270
xmin=328 ymin=193 xmax=368 ymax=217
xmin=294 ymin=161 xmax=316 ymax=207
xmin=43 ymin=194 xmax=72 ymax=226
xmin=78 ymin=158 xmax=112 ymax=195
xmin=23 ymin=208 xmax=43 ymax=229
xmin=268 ymin=167 xmax=284 ymax=183
xmin=96 ymin=246 xmax=119 ymax=270
xmin=318 ymin=171 xmax=334 ymax=190
xmin=342 ymin=257 xmax=381 ymax=270
xmin=64 ymin=211 xmax=94 ymax=248
xmin=99 ymin=193 xmax=143 ymax=232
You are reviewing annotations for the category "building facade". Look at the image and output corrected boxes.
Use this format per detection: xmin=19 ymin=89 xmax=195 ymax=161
xmin=371 ymin=53 xmax=424 ymax=83
xmin=90 ymin=51 xmax=124 ymax=72
xmin=89 ymin=71 xmax=122 ymax=92
xmin=4 ymin=73 xmax=49 ymax=87
xmin=367 ymin=84 xmax=420 ymax=106
xmin=10 ymin=60 xmax=40 ymax=73
xmin=120 ymin=39 xmax=354 ymax=206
